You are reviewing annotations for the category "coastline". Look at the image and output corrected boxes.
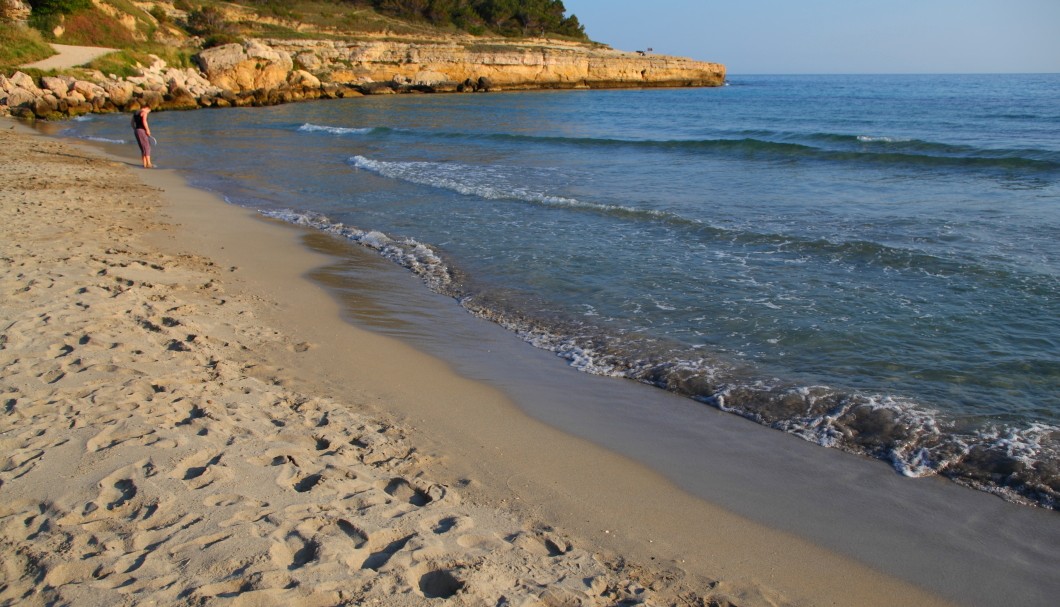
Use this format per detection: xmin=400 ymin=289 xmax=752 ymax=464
xmin=2 ymin=121 xmax=1056 ymax=606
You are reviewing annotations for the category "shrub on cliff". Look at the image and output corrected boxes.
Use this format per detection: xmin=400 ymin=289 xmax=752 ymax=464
xmin=186 ymin=5 xmax=244 ymax=48
xmin=57 ymin=8 xmax=138 ymax=46
xmin=25 ymin=0 xmax=90 ymax=16
xmin=357 ymin=0 xmax=586 ymax=39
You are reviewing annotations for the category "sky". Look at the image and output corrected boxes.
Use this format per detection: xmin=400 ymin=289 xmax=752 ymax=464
xmin=561 ymin=0 xmax=1060 ymax=74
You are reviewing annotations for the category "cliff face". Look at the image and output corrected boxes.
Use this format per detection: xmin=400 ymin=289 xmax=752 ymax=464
xmin=2 ymin=2 xmax=726 ymax=118
xmin=272 ymin=38 xmax=726 ymax=90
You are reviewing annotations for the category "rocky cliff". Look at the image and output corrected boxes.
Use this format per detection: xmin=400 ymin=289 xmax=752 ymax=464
xmin=270 ymin=38 xmax=725 ymax=91
xmin=1 ymin=1 xmax=725 ymax=119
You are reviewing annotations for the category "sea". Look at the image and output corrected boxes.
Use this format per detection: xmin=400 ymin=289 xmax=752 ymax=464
xmin=64 ymin=73 xmax=1060 ymax=510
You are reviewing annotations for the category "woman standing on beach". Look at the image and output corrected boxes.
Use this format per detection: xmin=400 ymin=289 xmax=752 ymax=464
xmin=131 ymin=106 xmax=153 ymax=168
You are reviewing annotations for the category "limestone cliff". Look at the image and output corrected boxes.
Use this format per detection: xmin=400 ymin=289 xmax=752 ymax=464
xmin=271 ymin=38 xmax=725 ymax=90
xmin=2 ymin=1 xmax=726 ymax=118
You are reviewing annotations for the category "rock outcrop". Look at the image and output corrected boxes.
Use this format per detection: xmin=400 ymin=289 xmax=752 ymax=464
xmin=0 ymin=0 xmax=30 ymax=25
xmin=2 ymin=37 xmax=724 ymax=119
xmin=274 ymin=38 xmax=725 ymax=91
xmin=194 ymin=40 xmax=294 ymax=94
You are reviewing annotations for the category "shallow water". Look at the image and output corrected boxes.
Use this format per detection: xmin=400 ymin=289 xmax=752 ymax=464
xmin=65 ymin=74 xmax=1060 ymax=507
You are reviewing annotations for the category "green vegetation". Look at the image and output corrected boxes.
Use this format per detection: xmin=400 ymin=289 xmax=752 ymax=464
xmin=53 ymin=9 xmax=138 ymax=46
xmin=27 ymin=1 xmax=157 ymax=46
xmin=6 ymin=1 xmax=590 ymax=77
xmin=0 ymin=22 xmax=55 ymax=69
xmin=82 ymin=45 xmax=194 ymax=77
xmin=81 ymin=49 xmax=154 ymax=77
xmin=25 ymin=0 xmax=92 ymax=17
xmin=19 ymin=1 xmax=587 ymax=47
xmin=233 ymin=0 xmax=586 ymax=39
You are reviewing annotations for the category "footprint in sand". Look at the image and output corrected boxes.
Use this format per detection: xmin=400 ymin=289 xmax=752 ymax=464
xmin=417 ymin=567 xmax=466 ymax=599
xmin=360 ymin=533 xmax=414 ymax=571
xmin=381 ymin=477 xmax=436 ymax=507
xmin=99 ymin=477 xmax=137 ymax=511
xmin=172 ymin=451 xmax=229 ymax=490
xmin=336 ymin=518 xmax=369 ymax=549
xmin=268 ymin=530 xmax=321 ymax=571
xmin=293 ymin=472 xmax=323 ymax=493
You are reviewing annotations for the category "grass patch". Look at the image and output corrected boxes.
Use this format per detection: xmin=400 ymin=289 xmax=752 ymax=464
xmin=83 ymin=45 xmax=197 ymax=77
xmin=0 ymin=23 xmax=56 ymax=69
xmin=57 ymin=7 xmax=138 ymax=47
xmin=81 ymin=49 xmax=150 ymax=77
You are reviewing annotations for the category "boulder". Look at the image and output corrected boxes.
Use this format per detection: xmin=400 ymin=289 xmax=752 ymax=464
xmin=411 ymin=70 xmax=450 ymax=86
xmin=64 ymin=90 xmax=86 ymax=105
xmin=287 ymin=69 xmax=320 ymax=89
xmin=9 ymin=71 xmax=42 ymax=96
xmin=163 ymin=82 xmax=199 ymax=109
xmin=194 ymin=40 xmax=294 ymax=94
xmin=41 ymin=76 xmax=72 ymax=96
xmin=31 ymin=94 xmax=59 ymax=117
xmin=361 ymin=82 xmax=396 ymax=95
xmin=99 ymin=79 xmax=135 ymax=106
xmin=135 ymin=89 xmax=164 ymax=109
xmin=72 ymin=80 xmax=105 ymax=101
xmin=3 ymin=86 xmax=37 ymax=108
xmin=0 ymin=0 xmax=30 ymax=24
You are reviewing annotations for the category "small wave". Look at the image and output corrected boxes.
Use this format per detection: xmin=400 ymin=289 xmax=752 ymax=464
xmin=349 ymin=154 xmax=663 ymax=217
xmin=81 ymin=136 xmax=126 ymax=144
xmin=298 ymin=123 xmax=374 ymax=136
xmin=403 ymin=128 xmax=1060 ymax=172
xmin=349 ymin=156 xmax=1052 ymax=286
xmin=261 ymin=209 xmax=454 ymax=293
xmin=856 ymin=135 xmax=913 ymax=143
xmin=259 ymin=205 xmax=1058 ymax=509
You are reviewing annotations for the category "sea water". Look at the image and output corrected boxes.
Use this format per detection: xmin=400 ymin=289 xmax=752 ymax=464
xmin=65 ymin=73 xmax=1060 ymax=508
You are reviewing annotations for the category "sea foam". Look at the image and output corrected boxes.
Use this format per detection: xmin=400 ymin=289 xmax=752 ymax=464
xmin=298 ymin=123 xmax=373 ymax=136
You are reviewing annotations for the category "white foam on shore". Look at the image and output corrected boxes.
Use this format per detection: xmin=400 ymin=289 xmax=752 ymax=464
xmin=261 ymin=209 xmax=453 ymax=292
xmin=259 ymin=204 xmax=1059 ymax=511
xmin=81 ymin=135 xmax=126 ymax=144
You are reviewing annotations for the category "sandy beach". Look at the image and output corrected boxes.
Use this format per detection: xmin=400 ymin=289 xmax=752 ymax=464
xmin=2 ymin=120 xmax=1056 ymax=606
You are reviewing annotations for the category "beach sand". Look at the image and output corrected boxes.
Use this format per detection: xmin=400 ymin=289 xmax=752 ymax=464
xmin=1 ymin=121 xmax=1046 ymax=606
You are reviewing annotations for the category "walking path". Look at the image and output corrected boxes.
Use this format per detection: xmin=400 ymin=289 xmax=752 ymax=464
xmin=21 ymin=43 xmax=117 ymax=70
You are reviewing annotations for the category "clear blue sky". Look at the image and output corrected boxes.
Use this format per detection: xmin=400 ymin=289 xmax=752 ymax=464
xmin=562 ymin=0 xmax=1060 ymax=74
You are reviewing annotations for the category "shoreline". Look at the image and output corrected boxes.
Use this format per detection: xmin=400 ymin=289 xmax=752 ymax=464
xmin=2 ymin=120 xmax=1056 ymax=605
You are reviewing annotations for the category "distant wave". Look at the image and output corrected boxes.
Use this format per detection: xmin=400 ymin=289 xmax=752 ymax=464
xmin=298 ymin=123 xmax=376 ymax=136
xmin=856 ymin=135 xmax=914 ymax=143
xmin=349 ymin=154 xmax=590 ymax=208
xmin=347 ymin=155 xmax=1057 ymax=290
xmin=503 ymin=132 xmax=1060 ymax=170
xmin=344 ymin=125 xmax=1060 ymax=171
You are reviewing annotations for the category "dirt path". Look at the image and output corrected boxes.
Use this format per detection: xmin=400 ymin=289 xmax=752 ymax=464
xmin=21 ymin=43 xmax=117 ymax=70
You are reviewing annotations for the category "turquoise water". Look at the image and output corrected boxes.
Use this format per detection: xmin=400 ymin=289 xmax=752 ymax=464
xmin=67 ymin=74 xmax=1060 ymax=508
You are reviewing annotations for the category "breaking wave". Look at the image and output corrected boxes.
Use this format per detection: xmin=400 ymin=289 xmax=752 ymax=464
xmin=260 ymin=206 xmax=1060 ymax=510
xmin=298 ymin=123 xmax=376 ymax=136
